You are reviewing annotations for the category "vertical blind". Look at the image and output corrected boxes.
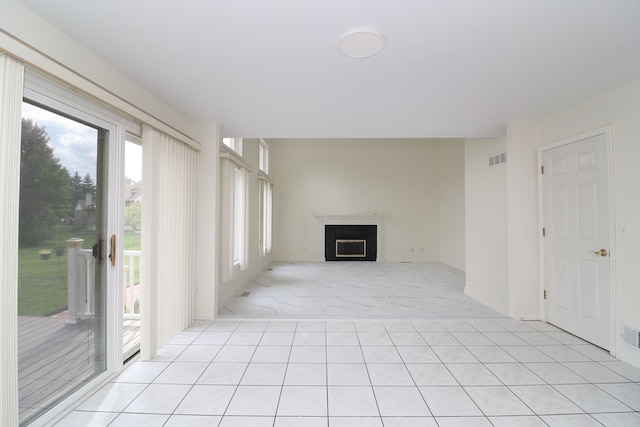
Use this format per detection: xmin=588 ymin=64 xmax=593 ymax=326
xmin=0 ymin=53 xmax=24 ymax=427
xmin=141 ymin=125 xmax=196 ymax=359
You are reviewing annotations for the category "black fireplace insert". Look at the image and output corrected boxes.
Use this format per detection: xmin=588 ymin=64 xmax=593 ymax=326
xmin=325 ymin=224 xmax=377 ymax=261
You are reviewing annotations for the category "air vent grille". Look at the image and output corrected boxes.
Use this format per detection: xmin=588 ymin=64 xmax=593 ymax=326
xmin=622 ymin=324 xmax=640 ymax=349
xmin=489 ymin=152 xmax=507 ymax=167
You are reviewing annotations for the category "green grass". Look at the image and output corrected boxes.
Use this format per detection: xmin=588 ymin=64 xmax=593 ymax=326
xmin=123 ymin=231 xmax=141 ymax=251
xmin=18 ymin=225 xmax=141 ymax=317
xmin=18 ymin=225 xmax=95 ymax=316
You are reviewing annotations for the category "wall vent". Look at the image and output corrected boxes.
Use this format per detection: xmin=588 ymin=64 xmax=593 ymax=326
xmin=622 ymin=324 xmax=640 ymax=349
xmin=489 ymin=152 xmax=507 ymax=167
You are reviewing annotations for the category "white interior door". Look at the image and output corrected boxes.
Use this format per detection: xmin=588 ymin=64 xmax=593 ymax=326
xmin=542 ymin=131 xmax=612 ymax=349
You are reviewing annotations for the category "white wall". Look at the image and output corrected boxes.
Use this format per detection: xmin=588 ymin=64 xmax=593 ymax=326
xmin=440 ymin=140 xmax=466 ymax=270
xmin=194 ymin=123 xmax=219 ymax=320
xmin=216 ymin=139 xmax=273 ymax=308
xmin=506 ymin=122 xmax=541 ymax=320
xmin=270 ymin=138 xmax=465 ymax=264
xmin=507 ymin=77 xmax=640 ymax=367
xmin=464 ymin=138 xmax=508 ymax=315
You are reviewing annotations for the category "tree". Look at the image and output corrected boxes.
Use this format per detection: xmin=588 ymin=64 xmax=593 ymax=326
xmin=124 ymin=202 xmax=142 ymax=230
xmin=81 ymin=173 xmax=96 ymax=201
xmin=69 ymin=171 xmax=83 ymax=212
xmin=19 ymin=118 xmax=71 ymax=247
xmin=124 ymin=202 xmax=142 ymax=245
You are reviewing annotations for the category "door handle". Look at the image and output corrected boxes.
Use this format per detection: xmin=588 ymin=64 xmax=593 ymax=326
xmin=93 ymin=240 xmax=104 ymax=259
xmin=590 ymin=249 xmax=608 ymax=257
xmin=109 ymin=234 xmax=116 ymax=266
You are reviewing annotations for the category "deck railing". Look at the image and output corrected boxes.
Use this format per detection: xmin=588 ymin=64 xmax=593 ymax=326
xmin=123 ymin=250 xmax=141 ymax=320
xmin=66 ymin=238 xmax=94 ymax=324
xmin=66 ymin=238 xmax=141 ymax=323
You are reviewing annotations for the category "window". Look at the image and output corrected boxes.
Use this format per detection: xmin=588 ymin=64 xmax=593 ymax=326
xmin=258 ymin=140 xmax=272 ymax=256
xmin=258 ymin=139 xmax=269 ymax=174
xmin=219 ymin=151 xmax=250 ymax=281
xmin=222 ymin=137 xmax=243 ymax=156
xmin=259 ymin=177 xmax=273 ymax=255
xmin=233 ymin=166 xmax=247 ymax=267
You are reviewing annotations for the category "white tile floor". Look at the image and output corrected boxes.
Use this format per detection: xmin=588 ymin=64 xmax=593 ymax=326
xmin=55 ymin=318 xmax=640 ymax=427
xmin=219 ymin=263 xmax=503 ymax=319
xmin=53 ymin=263 xmax=640 ymax=426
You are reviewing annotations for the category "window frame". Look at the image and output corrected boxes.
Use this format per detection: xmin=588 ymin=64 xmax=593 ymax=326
xmin=222 ymin=137 xmax=243 ymax=156
xmin=219 ymin=148 xmax=251 ymax=281
xmin=258 ymin=174 xmax=273 ymax=256
xmin=258 ymin=138 xmax=269 ymax=174
xmin=233 ymin=165 xmax=247 ymax=268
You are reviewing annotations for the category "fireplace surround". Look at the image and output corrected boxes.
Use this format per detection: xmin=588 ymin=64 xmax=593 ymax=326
xmin=315 ymin=215 xmax=385 ymax=262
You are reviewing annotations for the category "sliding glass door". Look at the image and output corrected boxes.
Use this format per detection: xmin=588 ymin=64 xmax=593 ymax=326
xmin=18 ymin=101 xmax=109 ymax=425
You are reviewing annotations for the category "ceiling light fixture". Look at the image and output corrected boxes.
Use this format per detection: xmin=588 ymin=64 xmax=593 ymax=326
xmin=339 ymin=30 xmax=385 ymax=59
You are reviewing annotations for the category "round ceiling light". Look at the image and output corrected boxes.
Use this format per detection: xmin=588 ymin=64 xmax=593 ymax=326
xmin=339 ymin=30 xmax=385 ymax=59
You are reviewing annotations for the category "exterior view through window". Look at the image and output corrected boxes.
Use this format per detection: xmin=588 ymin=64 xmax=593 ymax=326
xmin=18 ymin=102 xmax=106 ymax=425
xmin=123 ymin=139 xmax=142 ymax=359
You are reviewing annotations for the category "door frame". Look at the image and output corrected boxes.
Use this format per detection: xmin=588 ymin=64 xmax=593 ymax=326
xmin=23 ymin=69 xmax=127 ymax=426
xmin=537 ymin=126 xmax=617 ymax=354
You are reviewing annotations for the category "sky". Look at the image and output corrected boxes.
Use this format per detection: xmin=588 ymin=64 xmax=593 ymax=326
xmin=22 ymin=102 xmax=142 ymax=182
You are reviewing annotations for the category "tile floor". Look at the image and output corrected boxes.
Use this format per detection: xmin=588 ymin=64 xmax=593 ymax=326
xmin=55 ymin=318 xmax=640 ymax=427
xmin=219 ymin=263 xmax=503 ymax=319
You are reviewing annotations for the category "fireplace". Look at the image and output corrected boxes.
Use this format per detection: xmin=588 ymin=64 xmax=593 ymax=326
xmin=325 ymin=225 xmax=377 ymax=261
xmin=315 ymin=215 xmax=385 ymax=261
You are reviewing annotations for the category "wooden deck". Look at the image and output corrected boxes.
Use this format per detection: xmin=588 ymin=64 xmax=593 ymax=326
xmin=18 ymin=316 xmax=140 ymax=424
xmin=123 ymin=318 xmax=141 ymax=360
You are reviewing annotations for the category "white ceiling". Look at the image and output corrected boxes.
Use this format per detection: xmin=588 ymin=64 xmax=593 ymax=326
xmin=18 ymin=0 xmax=640 ymax=139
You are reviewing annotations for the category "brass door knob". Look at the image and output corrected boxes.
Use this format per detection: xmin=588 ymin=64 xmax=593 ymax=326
xmin=590 ymin=249 xmax=608 ymax=257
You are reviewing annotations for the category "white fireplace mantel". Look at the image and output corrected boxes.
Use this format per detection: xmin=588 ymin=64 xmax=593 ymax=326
xmin=314 ymin=215 xmax=385 ymax=262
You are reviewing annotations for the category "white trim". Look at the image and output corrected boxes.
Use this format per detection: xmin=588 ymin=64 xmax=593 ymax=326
xmin=537 ymin=126 xmax=616 ymax=354
xmin=537 ymin=148 xmax=546 ymax=323
xmin=0 ymin=30 xmax=200 ymax=151
xmin=107 ymin=126 xmax=126 ymax=369
xmin=0 ymin=52 xmax=23 ymax=427
xmin=257 ymin=172 xmax=274 ymax=185
xmin=24 ymin=67 xmax=141 ymax=136
xmin=220 ymin=149 xmax=252 ymax=172
xmin=314 ymin=215 xmax=386 ymax=262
